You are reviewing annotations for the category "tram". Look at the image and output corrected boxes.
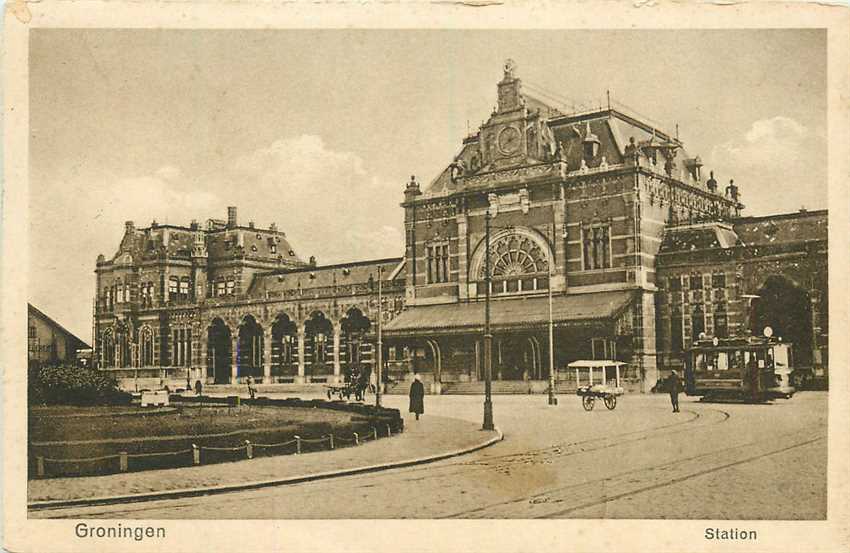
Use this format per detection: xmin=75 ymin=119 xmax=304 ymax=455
xmin=685 ymin=329 xmax=795 ymax=402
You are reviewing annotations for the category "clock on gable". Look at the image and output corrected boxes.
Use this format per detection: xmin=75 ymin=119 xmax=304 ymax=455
xmin=497 ymin=126 xmax=521 ymax=155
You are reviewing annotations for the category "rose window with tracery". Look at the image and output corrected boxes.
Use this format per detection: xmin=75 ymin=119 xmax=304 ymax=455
xmin=476 ymin=232 xmax=550 ymax=295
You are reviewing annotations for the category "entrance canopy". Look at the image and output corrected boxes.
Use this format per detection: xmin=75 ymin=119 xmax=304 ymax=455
xmin=384 ymin=290 xmax=634 ymax=336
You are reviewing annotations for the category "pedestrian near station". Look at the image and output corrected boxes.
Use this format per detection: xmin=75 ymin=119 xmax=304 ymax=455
xmin=668 ymin=370 xmax=682 ymax=413
xmin=409 ymin=373 xmax=425 ymax=420
xmin=247 ymin=375 xmax=257 ymax=400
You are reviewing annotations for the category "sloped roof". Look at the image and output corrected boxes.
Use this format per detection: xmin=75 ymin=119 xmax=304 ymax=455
xmin=249 ymin=257 xmax=405 ymax=297
xmin=28 ymin=303 xmax=90 ymax=350
xmin=384 ymin=290 xmax=635 ymax=334
xmin=733 ymin=210 xmax=827 ymax=246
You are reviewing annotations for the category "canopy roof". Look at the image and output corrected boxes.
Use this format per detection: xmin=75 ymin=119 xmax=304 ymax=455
xmin=384 ymin=290 xmax=634 ymax=335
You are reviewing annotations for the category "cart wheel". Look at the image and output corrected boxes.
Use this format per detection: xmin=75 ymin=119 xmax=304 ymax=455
xmin=604 ymin=395 xmax=617 ymax=410
xmin=582 ymin=396 xmax=595 ymax=411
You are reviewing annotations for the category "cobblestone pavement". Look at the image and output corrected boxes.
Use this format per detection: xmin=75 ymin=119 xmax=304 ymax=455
xmin=31 ymin=392 xmax=827 ymax=520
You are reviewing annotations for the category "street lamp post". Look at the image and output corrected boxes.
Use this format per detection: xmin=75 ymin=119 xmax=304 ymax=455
xmin=376 ymin=265 xmax=383 ymax=407
xmin=483 ymin=210 xmax=495 ymax=431
xmin=547 ymin=258 xmax=557 ymax=405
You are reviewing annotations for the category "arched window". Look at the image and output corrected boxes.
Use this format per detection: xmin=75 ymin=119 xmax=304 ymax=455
xmin=116 ymin=281 xmax=124 ymax=304
xmin=478 ymin=231 xmax=550 ymax=295
xmin=140 ymin=327 xmax=154 ymax=366
xmin=101 ymin=330 xmax=115 ymax=367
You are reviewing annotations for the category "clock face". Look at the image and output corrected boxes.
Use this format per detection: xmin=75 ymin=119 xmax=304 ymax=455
xmin=497 ymin=126 xmax=521 ymax=155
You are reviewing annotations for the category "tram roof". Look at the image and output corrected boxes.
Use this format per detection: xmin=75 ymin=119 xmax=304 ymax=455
xmin=567 ymin=360 xmax=627 ymax=368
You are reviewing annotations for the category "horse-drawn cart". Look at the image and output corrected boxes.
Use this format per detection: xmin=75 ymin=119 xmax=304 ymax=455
xmin=570 ymin=360 xmax=626 ymax=411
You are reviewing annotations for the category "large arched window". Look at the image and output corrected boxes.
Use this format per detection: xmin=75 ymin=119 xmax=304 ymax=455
xmin=139 ymin=327 xmax=154 ymax=367
xmin=101 ymin=329 xmax=115 ymax=367
xmin=473 ymin=229 xmax=551 ymax=295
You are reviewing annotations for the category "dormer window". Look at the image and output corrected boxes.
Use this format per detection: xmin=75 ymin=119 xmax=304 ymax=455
xmin=270 ymin=244 xmax=277 ymax=254
xmin=582 ymin=122 xmax=600 ymax=160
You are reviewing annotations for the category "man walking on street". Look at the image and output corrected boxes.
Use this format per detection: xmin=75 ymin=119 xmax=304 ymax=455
xmin=409 ymin=373 xmax=425 ymax=421
xmin=247 ymin=375 xmax=257 ymax=400
xmin=668 ymin=370 xmax=682 ymax=413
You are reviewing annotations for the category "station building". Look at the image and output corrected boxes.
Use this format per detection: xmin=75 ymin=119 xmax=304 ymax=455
xmin=92 ymin=61 xmax=829 ymax=393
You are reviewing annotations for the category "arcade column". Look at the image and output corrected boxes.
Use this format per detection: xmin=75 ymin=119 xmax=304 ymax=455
xmin=263 ymin=327 xmax=272 ymax=384
xmin=230 ymin=336 xmax=238 ymax=384
xmin=332 ymin=321 xmax=342 ymax=384
xmin=296 ymin=326 xmax=306 ymax=384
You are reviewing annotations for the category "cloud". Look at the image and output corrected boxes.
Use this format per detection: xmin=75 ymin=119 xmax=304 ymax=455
xmin=708 ymin=116 xmax=825 ymax=214
xmin=153 ymin=165 xmax=182 ymax=181
xmin=226 ymin=135 xmax=404 ymax=264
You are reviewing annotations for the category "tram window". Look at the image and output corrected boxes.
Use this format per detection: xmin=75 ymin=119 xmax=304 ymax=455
xmin=716 ymin=352 xmax=729 ymax=371
xmin=728 ymin=350 xmax=744 ymax=371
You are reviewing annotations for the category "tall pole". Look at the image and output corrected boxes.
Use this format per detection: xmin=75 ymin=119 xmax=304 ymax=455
xmin=376 ymin=265 xmax=383 ymax=407
xmin=483 ymin=210 xmax=495 ymax=430
xmin=547 ymin=258 xmax=557 ymax=405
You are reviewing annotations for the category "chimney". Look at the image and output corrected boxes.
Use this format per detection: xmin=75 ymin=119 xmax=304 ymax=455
xmin=270 ymin=222 xmax=278 ymax=232
xmin=190 ymin=219 xmax=199 ymax=230
xmin=227 ymin=206 xmax=238 ymax=229
xmin=248 ymin=221 xmax=255 ymax=229
xmin=125 ymin=220 xmax=135 ymax=234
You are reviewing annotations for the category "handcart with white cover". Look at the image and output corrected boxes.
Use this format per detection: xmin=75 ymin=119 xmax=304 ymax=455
xmin=570 ymin=360 xmax=626 ymax=411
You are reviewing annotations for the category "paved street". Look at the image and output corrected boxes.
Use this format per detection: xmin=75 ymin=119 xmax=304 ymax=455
xmin=32 ymin=391 xmax=827 ymax=520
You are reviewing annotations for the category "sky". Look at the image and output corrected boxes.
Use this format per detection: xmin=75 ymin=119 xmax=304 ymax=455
xmin=28 ymin=29 xmax=827 ymax=341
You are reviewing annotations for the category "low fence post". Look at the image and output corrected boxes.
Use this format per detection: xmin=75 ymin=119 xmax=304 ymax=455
xmin=353 ymin=432 xmax=359 ymax=446
xmin=192 ymin=444 xmax=200 ymax=465
xmin=294 ymin=435 xmax=301 ymax=454
xmin=373 ymin=427 xmax=378 ymax=441
xmin=328 ymin=434 xmax=334 ymax=450
xmin=386 ymin=423 xmax=392 ymax=437
xmin=36 ymin=456 xmax=45 ymax=478
xmin=245 ymin=440 xmax=253 ymax=459
xmin=119 ymin=451 xmax=128 ymax=472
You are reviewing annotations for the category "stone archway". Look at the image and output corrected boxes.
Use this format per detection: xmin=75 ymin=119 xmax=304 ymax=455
xmin=305 ymin=311 xmax=333 ymax=379
xmin=751 ymin=276 xmax=813 ymax=367
xmin=207 ymin=318 xmax=232 ymax=384
xmin=271 ymin=313 xmax=298 ymax=380
xmin=237 ymin=315 xmax=264 ymax=379
xmin=495 ymin=334 xmax=537 ymax=380
xmin=340 ymin=307 xmax=372 ymax=381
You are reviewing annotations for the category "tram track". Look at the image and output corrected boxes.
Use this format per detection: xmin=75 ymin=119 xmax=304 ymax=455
xmin=33 ymin=406 xmax=731 ymax=519
xmin=385 ymin=405 xmax=730 ymax=483
xmin=442 ymin=428 xmax=825 ymax=519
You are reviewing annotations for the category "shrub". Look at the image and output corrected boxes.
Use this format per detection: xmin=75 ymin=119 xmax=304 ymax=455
xmin=29 ymin=365 xmax=132 ymax=406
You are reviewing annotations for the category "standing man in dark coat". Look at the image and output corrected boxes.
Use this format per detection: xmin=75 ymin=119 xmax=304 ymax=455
xmin=668 ymin=370 xmax=682 ymax=413
xmin=409 ymin=373 xmax=425 ymax=420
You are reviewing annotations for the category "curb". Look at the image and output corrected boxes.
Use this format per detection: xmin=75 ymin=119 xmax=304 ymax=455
xmin=28 ymin=427 xmax=503 ymax=511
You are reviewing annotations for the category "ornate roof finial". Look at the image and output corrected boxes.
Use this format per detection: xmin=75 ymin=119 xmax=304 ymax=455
xmin=503 ymin=58 xmax=517 ymax=79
